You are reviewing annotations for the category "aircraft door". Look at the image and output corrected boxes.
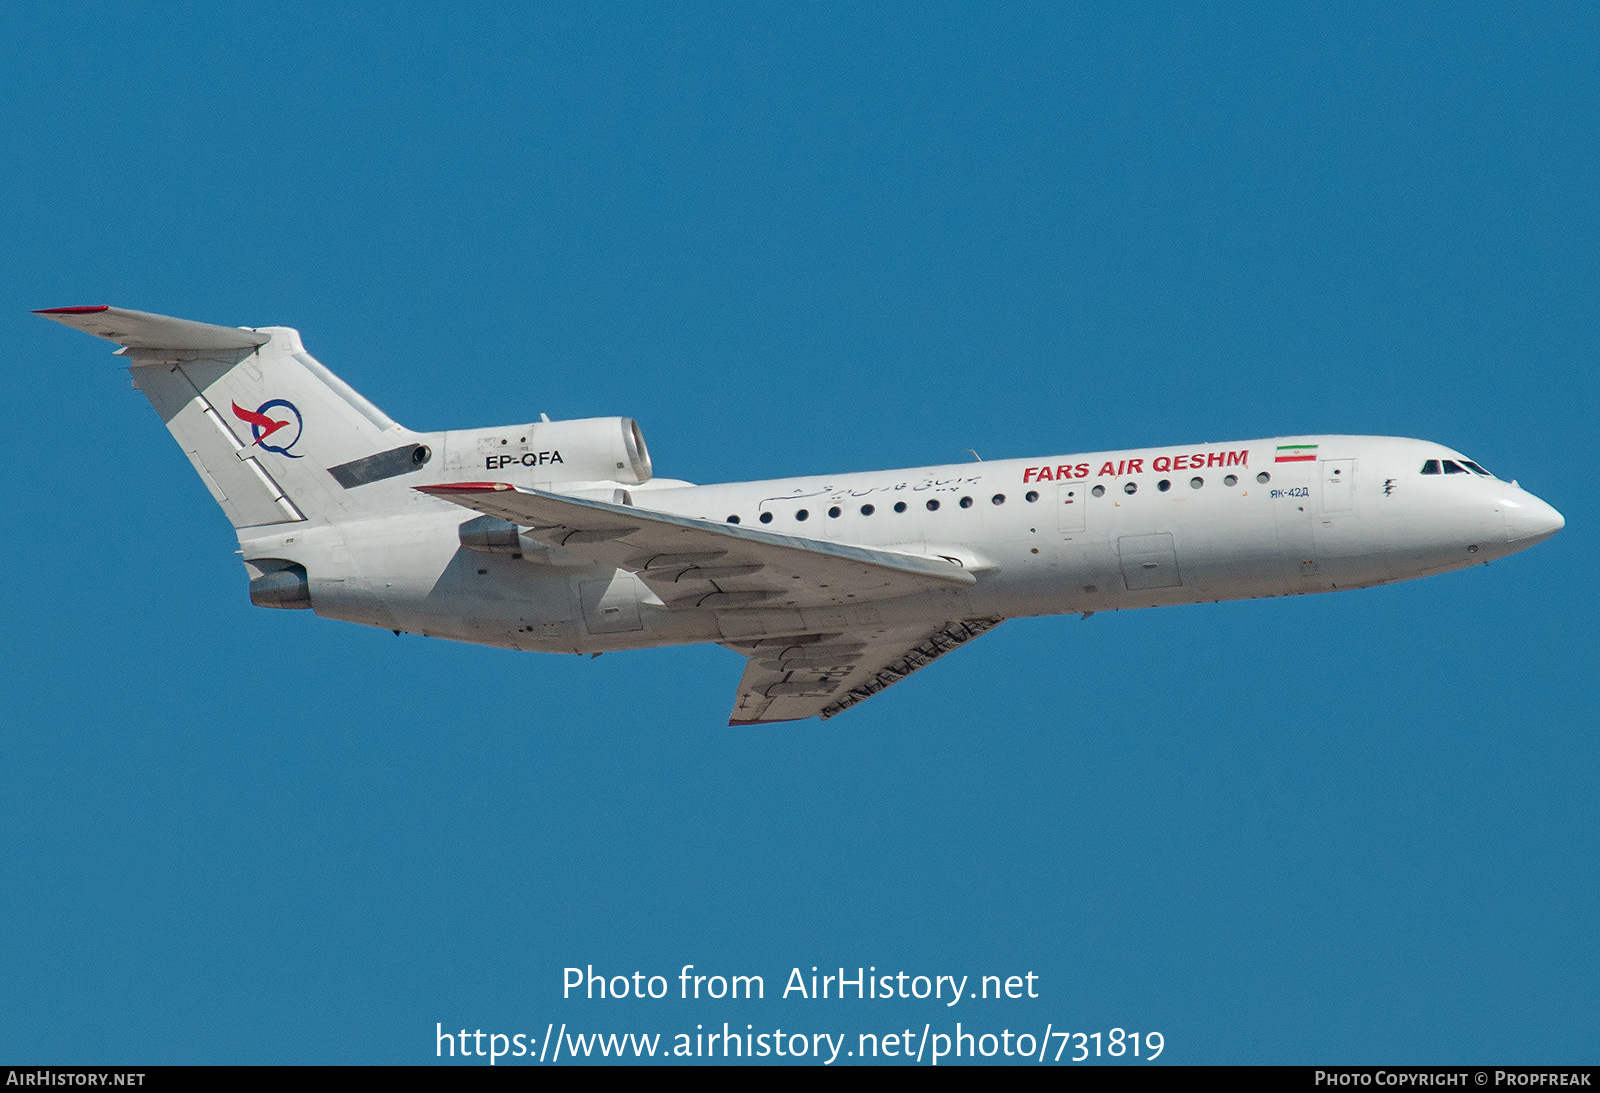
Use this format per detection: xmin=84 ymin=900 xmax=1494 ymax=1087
xmin=1321 ymin=459 xmax=1355 ymax=515
xmin=1118 ymin=533 xmax=1183 ymax=590
xmin=1273 ymin=463 xmax=1320 ymax=585
xmin=578 ymin=573 xmax=645 ymax=634
xmin=1057 ymin=481 xmax=1087 ymax=533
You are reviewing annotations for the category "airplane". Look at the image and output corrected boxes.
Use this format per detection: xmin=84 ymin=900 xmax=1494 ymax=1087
xmin=38 ymin=305 xmax=1565 ymax=725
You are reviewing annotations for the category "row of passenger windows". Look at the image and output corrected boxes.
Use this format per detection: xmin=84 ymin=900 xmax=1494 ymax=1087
xmin=1421 ymin=459 xmax=1494 ymax=477
xmin=723 ymin=472 xmax=1274 ymax=524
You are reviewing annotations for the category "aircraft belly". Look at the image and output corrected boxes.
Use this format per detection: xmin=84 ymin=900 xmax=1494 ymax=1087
xmin=380 ymin=564 xmax=724 ymax=652
xmin=1028 ymin=497 xmax=1287 ymax=609
xmin=1173 ymin=511 xmax=1281 ymax=599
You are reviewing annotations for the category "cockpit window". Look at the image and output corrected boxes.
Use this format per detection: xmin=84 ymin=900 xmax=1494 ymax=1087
xmin=1421 ymin=460 xmax=1441 ymax=475
xmin=1462 ymin=460 xmax=1493 ymax=477
xmin=1442 ymin=460 xmax=1469 ymax=474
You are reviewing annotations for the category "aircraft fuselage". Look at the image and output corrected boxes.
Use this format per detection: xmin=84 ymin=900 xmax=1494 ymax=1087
xmin=275 ymin=434 xmax=1562 ymax=653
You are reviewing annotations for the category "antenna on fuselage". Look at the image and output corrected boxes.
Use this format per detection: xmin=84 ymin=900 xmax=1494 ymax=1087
xmin=966 ymin=449 xmax=982 ymax=462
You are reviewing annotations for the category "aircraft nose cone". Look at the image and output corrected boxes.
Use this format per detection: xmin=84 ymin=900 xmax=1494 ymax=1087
xmin=1503 ymin=491 xmax=1565 ymax=544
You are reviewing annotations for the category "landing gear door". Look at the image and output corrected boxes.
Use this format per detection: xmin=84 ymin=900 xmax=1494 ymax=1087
xmin=1322 ymin=459 xmax=1356 ymax=515
xmin=1057 ymin=481 xmax=1087 ymax=534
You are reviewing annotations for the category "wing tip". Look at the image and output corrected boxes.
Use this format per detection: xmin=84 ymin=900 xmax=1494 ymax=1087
xmin=34 ymin=305 xmax=110 ymax=314
xmin=729 ymin=716 xmax=811 ymax=726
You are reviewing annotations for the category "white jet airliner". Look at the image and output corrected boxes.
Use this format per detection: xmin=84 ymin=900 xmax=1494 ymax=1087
xmin=39 ymin=306 xmax=1564 ymax=724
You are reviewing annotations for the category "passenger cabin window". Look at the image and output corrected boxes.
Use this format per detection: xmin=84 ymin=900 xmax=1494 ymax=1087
xmin=1442 ymin=460 xmax=1468 ymax=474
xmin=1421 ymin=460 xmax=1442 ymax=475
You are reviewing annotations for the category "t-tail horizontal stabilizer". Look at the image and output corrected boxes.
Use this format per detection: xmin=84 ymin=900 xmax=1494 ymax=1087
xmin=34 ymin=305 xmax=270 ymax=351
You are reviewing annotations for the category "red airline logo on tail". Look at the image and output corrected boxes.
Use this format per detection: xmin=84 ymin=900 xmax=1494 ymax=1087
xmin=232 ymin=402 xmax=288 ymax=444
xmin=230 ymin=399 xmax=304 ymax=458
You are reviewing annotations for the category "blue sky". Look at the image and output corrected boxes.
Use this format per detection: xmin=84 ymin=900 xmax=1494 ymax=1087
xmin=2 ymin=2 xmax=1595 ymax=1065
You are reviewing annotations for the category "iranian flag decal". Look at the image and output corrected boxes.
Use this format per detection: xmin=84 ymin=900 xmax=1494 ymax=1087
xmin=1275 ymin=444 xmax=1319 ymax=463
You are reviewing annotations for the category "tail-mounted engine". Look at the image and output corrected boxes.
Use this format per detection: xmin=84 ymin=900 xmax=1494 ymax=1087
xmin=438 ymin=417 xmax=652 ymax=485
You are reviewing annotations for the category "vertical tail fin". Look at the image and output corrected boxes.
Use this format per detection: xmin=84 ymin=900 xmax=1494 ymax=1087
xmin=38 ymin=306 xmax=422 ymax=529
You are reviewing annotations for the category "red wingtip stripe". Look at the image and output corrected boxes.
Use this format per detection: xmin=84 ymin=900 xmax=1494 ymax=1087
xmin=34 ymin=305 xmax=110 ymax=314
xmin=728 ymin=717 xmax=809 ymax=726
xmin=416 ymin=482 xmax=515 ymax=493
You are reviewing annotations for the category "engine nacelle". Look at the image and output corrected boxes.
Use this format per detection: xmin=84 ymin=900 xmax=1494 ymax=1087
xmin=439 ymin=416 xmax=653 ymax=485
xmin=247 ymin=559 xmax=312 ymax=609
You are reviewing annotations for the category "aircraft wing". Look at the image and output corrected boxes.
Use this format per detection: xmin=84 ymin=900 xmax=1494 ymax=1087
xmin=417 ymin=482 xmax=976 ymax=609
xmin=723 ymin=617 xmax=1004 ymax=724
